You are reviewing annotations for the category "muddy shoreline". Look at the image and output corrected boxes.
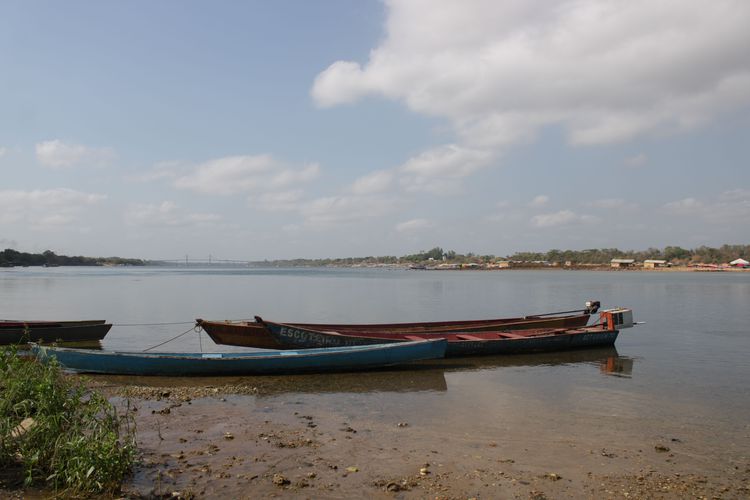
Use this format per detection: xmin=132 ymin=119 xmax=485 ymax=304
xmin=84 ymin=377 xmax=748 ymax=499
xmin=2 ymin=372 xmax=747 ymax=499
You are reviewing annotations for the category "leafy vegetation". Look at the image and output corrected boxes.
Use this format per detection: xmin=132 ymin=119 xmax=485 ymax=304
xmin=505 ymin=244 xmax=749 ymax=265
xmin=0 ymin=346 xmax=136 ymax=495
xmin=0 ymin=249 xmax=144 ymax=267
xmin=248 ymin=244 xmax=749 ymax=267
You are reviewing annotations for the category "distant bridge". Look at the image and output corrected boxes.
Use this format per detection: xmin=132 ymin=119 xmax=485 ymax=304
xmin=150 ymin=256 xmax=258 ymax=266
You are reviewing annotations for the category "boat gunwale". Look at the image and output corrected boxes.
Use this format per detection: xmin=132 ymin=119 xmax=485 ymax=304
xmin=32 ymin=338 xmax=447 ymax=361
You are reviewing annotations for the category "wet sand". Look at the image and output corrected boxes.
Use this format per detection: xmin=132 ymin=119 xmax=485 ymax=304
xmin=84 ymin=370 xmax=749 ymax=500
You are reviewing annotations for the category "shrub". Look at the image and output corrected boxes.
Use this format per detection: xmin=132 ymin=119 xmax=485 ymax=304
xmin=0 ymin=346 xmax=136 ymax=495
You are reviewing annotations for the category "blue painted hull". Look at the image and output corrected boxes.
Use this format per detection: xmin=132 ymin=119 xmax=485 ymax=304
xmin=31 ymin=339 xmax=447 ymax=376
xmin=263 ymin=321 xmax=619 ymax=357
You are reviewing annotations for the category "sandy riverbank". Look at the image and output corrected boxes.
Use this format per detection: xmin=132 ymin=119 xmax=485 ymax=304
xmin=78 ymin=378 xmax=748 ymax=499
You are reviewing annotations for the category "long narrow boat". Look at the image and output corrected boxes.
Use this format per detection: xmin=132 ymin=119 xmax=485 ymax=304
xmin=255 ymin=308 xmax=634 ymax=357
xmin=0 ymin=320 xmax=112 ymax=345
xmin=30 ymin=339 xmax=447 ymax=376
xmin=196 ymin=301 xmax=600 ymax=349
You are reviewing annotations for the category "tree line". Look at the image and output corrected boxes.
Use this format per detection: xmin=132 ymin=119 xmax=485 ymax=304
xmin=505 ymin=244 xmax=749 ymax=265
xmin=0 ymin=249 xmax=145 ymax=267
xmin=252 ymin=244 xmax=749 ymax=267
xmin=2 ymin=244 xmax=747 ymax=268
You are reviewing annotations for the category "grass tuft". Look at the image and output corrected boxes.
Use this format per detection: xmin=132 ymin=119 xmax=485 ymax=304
xmin=0 ymin=345 xmax=136 ymax=495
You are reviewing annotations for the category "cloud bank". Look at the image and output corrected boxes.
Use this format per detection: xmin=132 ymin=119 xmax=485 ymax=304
xmin=36 ymin=140 xmax=115 ymax=168
xmin=0 ymin=188 xmax=106 ymax=228
xmin=313 ymin=0 xmax=750 ymax=192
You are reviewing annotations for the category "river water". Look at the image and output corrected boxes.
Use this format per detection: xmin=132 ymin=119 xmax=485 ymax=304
xmin=2 ymin=266 xmax=749 ymax=492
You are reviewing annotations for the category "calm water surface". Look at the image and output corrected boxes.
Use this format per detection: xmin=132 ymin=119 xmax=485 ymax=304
xmin=2 ymin=266 xmax=749 ymax=465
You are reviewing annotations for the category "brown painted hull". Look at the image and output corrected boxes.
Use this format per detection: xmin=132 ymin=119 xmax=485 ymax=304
xmin=197 ymin=314 xmax=591 ymax=349
xmin=197 ymin=320 xmax=281 ymax=349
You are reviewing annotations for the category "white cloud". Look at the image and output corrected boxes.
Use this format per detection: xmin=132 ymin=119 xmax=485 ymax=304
xmin=584 ymin=198 xmax=639 ymax=211
xmin=663 ymin=197 xmax=704 ymax=215
xmin=350 ymin=170 xmax=394 ymax=195
xmin=311 ymin=61 xmax=371 ymax=108
xmin=531 ymin=209 xmax=597 ymax=228
xmin=0 ymin=188 xmax=106 ymax=227
xmin=400 ymin=144 xmax=492 ymax=178
xmin=124 ymin=201 xmax=221 ymax=227
xmin=396 ymin=218 xmax=435 ymax=233
xmin=0 ymin=147 xmax=7 ymax=159
xmin=251 ymin=190 xmax=304 ymax=212
xmin=174 ymin=155 xmax=320 ymax=195
xmin=529 ymin=195 xmax=549 ymax=207
xmin=36 ymin=140 xmax=115 ymax=168
xmin=127 ymin=161 xmax=182 ymax=182
xmin=313 ymin=0 xmax=750 ymax=164
xmin=664 ymin=190 xmax=750 ymax=219
xmin=398 ymin=144 xmax=493 ymax=193
xmin=269 ymin=163 xmax=320 ymax=188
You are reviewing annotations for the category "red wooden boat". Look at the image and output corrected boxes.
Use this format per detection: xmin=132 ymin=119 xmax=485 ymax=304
xmin=254 ymin=308 xmax=634 ymax=357
xmin=197 ymin=302 xmax=600 ymax=349
xmin=0 ymin=320 xmax=112 ymax=345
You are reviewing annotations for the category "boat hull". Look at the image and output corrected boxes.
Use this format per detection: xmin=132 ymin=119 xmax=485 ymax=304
xmin=197 ymin=313 xmax=591 ymax=349
xmin=197 ymin=320 xmax=282 ymax=349
xmin=31 ymin=339 xmax=447 ymax=376
xmin=261 ymin=320 xmax=620 ymax=357
xmin=0 ymin=321 xmax=112 ymax=345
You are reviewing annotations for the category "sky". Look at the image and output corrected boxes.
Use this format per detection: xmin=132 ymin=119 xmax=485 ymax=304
xmin=1 ymin=0 xmax=749 ymax=261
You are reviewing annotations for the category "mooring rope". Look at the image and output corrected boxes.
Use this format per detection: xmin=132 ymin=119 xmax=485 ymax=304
xmin=142 ymin=325 xmax=200 ymax=352
xmin=114 ymin=321 xmax=195 ymax=327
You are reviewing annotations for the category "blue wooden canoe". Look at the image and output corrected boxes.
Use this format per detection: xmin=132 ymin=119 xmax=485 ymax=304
xmin=257 ymin=308 xmax=633 ymax=357
xmin=30 ymin=339 xmax=447 ymax=376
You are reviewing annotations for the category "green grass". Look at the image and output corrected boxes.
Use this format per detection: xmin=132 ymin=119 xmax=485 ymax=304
xmin=0 ymin=345 xmax=136 ymax=495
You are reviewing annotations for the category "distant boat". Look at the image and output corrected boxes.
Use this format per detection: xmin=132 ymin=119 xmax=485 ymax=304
xmin=255 ymin=308 xmax=634 ymax=357
xmin=31 ymin=339 xmax=448 ymax=376
xmin=0 ymin=320 xmax=112 ymax=345
xmin=197 ymin=301 xmax=599 ymax=349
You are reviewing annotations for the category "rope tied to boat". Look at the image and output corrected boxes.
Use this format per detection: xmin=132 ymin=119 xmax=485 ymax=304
xmin=114 ymin=321 xmax=195 ymax=327
xmin=142 ymin=324 xmax=202 ymax=352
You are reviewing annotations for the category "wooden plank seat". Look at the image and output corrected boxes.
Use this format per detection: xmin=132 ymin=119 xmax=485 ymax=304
xmin=455 ymin=334 xmax=485 ymax=341
xmin=496 ymin=332 xmax=526 ymax=339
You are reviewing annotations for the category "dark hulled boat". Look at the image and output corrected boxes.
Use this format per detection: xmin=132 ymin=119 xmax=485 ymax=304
xmin=197 ymin=301 xmax=600 ymax=349
xmin=254 ymin=308 xmax=634 ymax=357
xmin=0 ymin=320 xmax=112 ymax=345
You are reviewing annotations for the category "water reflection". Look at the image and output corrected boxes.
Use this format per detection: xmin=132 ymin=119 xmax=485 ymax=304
xmin=432 ymin=347 xmax=630 ymax=374
xmin=599 ymin=354 xmax=634 ymax=377
xmin=94 ymin=367 xmax=449 ymax=395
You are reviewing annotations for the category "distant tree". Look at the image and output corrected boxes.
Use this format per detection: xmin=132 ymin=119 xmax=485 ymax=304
xmin=663 ymin=246 xmax=691 ymax=261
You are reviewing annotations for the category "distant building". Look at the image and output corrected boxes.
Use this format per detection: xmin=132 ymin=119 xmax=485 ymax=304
xmin=730 ymin=258 xmax=749 ymax=268
xmin=486 ymin=261 xmax=509 ymax=269
xmin=436 ymin=263 xmax=460 ymax=270
xmin=643 ymin=259 xmax=669 ymax=269
xmin=610 ymin=258 xmax=635 ymax=268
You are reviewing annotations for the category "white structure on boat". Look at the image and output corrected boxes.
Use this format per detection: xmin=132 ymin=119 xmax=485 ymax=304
xmin=730 ymin=258 xmax=749 ymax=268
